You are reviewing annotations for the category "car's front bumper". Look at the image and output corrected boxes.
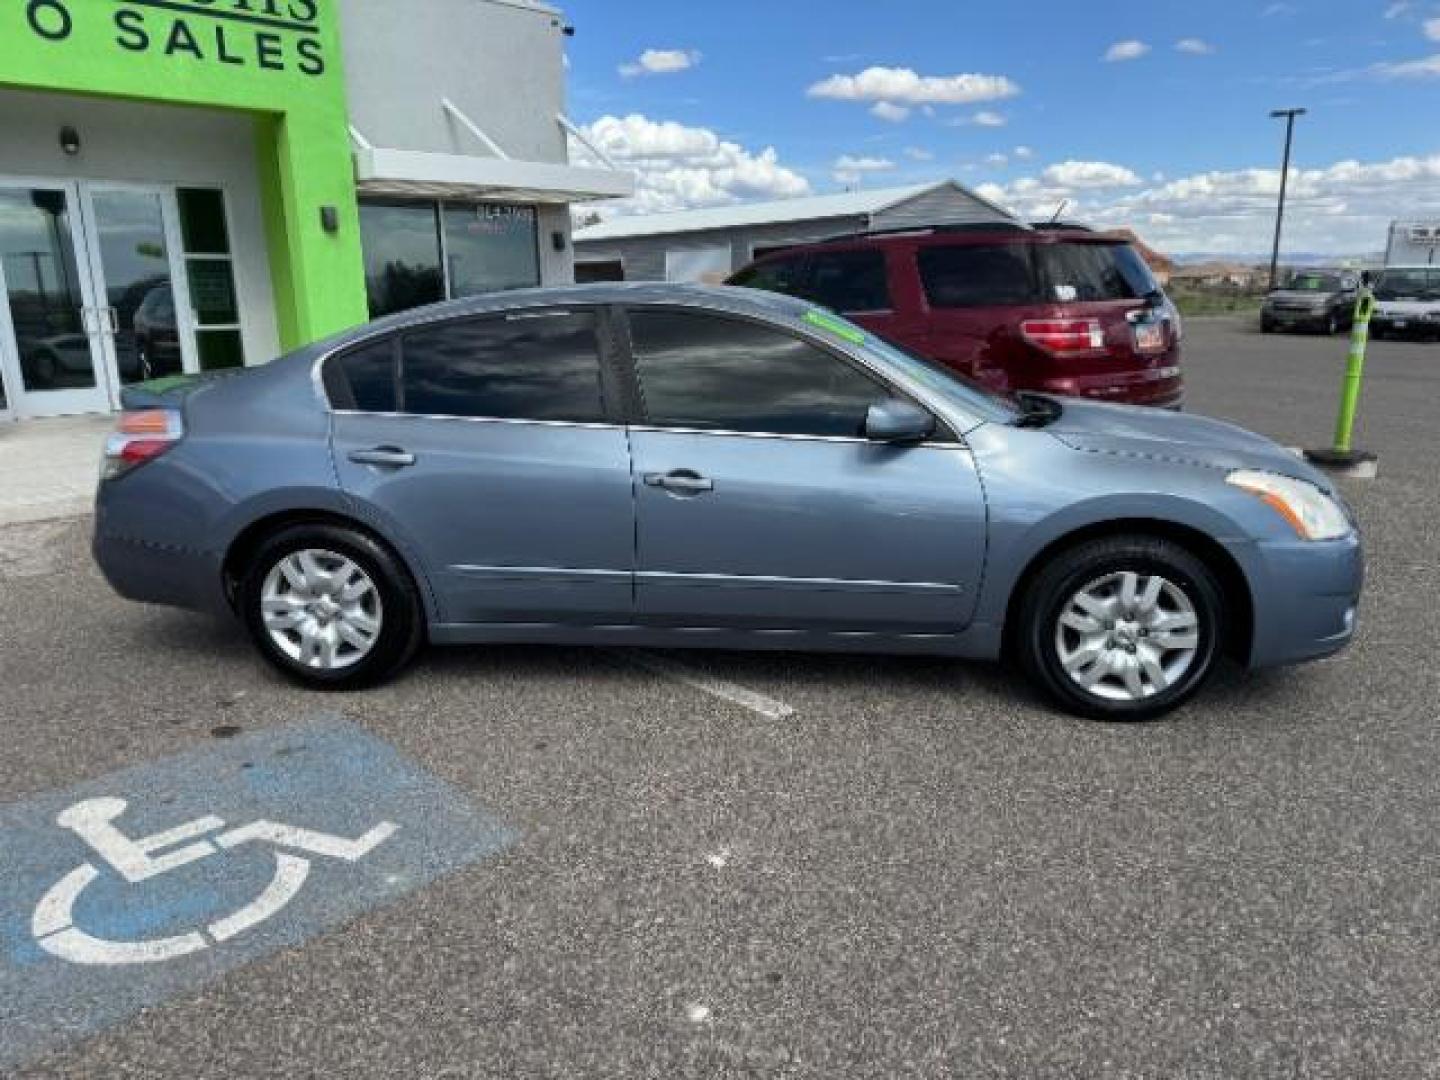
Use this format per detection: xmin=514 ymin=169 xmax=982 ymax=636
xmin=1264 ymin=307 xmax=1331 ymax=330
xmin=1372 ymin=314 xmax=1439 ymax=337
xmin=1228 ymin=531 xmax=1364 ymax=669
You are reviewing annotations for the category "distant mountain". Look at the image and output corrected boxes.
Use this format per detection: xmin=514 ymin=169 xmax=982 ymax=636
xmin=1170 ymin=251 xmax=1383 ymax=266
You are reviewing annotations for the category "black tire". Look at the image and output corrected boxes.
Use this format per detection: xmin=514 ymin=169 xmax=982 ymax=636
xmin=238 ymin=523 xmax=425 ymax=690
xmin=1013 ymin=535 xmax=1226 ymax=722
xmin=1324 ymin=313 xmax=1339 ymax=335
xmin=1260 ymin=317 xmax=1274 ymax=334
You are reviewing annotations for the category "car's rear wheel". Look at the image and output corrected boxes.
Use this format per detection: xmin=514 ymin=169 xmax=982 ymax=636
xmin=1015 ymin=535 xmax=1225 ymax=722
xmin=239 ymin=523 xmax=424 ymax=689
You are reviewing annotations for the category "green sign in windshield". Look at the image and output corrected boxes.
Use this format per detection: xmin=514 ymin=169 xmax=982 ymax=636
xmin=804 ymin=308 xmax=867 ymax=344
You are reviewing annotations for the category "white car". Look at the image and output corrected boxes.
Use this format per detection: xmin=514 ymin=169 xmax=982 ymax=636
xmin=1372 ymin=266 xmax=1440 ymax=341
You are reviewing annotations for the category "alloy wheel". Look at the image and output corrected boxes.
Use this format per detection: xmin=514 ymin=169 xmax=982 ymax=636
xmin=1054 ymin=570 xmax=1200 ymax=702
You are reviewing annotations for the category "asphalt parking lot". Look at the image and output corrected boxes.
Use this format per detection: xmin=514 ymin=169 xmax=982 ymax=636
xmin=2 ymin=317 xmax=1438 ymax=1078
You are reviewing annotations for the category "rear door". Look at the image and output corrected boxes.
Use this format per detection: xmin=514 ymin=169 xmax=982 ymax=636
xmin=620 ymin=305 xmax=987 ymax=634
xmin=327 ymin=309 xmax=635 ymax=626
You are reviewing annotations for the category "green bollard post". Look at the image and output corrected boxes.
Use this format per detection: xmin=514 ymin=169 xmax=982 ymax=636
xmin=1305 ymin=280 xmax=1378 ymax=475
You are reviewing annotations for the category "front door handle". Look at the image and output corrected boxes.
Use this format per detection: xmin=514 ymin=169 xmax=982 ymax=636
xmin=643 ymin=469 xmax=714 ymax=494
xmin=348 ymin=446 xmax=416 ymax=468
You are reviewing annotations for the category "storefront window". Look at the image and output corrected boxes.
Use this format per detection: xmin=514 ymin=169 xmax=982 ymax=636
xmin=359 ymin=202 xmax=444 ymax=319
xmin=443 ymin=205 xmax=539 ymax=297
xmin=359 ymin=199 xmax=541 ymax=319
xmin=177 ymin=187 xmax=244 ymax=371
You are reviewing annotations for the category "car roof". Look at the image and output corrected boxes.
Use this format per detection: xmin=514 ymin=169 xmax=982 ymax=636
xmin=299 ymin=283 xmax=819 ymax=359
xmin=744 ymin=226 xmax=1127 ymax=262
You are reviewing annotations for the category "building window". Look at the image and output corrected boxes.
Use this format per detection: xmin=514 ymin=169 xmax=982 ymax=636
xmin=359 ymin=201 xmax=445 ymax=320
xmin=359 ymin=198 xmax=541 ymax=319
xmin=176 ymin=188 xmax=245 ymax=370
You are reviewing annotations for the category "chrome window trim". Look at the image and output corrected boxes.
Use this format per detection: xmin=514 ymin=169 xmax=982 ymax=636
xmin=330 ymin=408 xmax=625 ymax=433
xmin=626 ymin=422 xmax=962 ymax=448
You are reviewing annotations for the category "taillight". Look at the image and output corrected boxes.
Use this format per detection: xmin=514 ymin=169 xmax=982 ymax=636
xmin=1020 ymin=318 xmax=1105 ymax=355
xmin=101 ymin=409 xmax=184 ymax=480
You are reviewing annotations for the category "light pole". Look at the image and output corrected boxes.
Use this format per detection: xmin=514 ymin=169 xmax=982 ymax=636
xmin=1267 ymin=107 xmax=1306 ymax=291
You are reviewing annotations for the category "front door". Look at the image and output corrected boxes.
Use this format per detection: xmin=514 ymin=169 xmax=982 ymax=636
xmin=0 ymin=180 xmax=202 ymax=419
xmin=622 ymin=306 xmax=988 ymax=634
xmin=0 ymin=183 xmax=111 ymax=418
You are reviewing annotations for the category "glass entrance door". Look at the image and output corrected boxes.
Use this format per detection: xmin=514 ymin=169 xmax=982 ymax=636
xmin=79 ymin=186 xmax=194 ymax=390
xmin=0 ymin=183 xmax=111 ymax=418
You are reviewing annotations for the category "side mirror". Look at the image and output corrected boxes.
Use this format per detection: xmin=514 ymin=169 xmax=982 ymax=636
xmin=864 ymin=399 xmax=934 ymax=444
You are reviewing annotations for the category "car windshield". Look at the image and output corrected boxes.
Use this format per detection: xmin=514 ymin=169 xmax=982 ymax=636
xmin=1375 ymin=268 xmax=1440 ymax=300
xmin=799 ymin=308 xmax=1018 ymax=422
xmin=1287 ymin=273 xmax=1343 ymax=292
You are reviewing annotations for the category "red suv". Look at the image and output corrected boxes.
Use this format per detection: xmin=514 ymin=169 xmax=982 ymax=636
xmin=727 ymin=224 xmax=1183 ymax=408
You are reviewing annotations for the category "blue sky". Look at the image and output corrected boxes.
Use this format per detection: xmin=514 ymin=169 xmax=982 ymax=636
xmin=561 ymin=0 xmax=1440 ymax=254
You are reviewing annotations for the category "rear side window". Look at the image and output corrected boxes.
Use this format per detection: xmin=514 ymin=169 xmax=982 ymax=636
xmin=918 ymin=244 xmax=1039 ymax=307
xmin=326 ymin=338 xmax=398 ymax=412
xmin=1040 ymin=242 xmax=1156 ymax=302
xmin=730 ymin=255 xmax=809 ymax=298
xmin=628 ymin=308 xmax=886 ymax=437
xmin=807 ymin=250 xmax=891 ymax=312
xmin=399 ymin=312 xmax=606 ymax=422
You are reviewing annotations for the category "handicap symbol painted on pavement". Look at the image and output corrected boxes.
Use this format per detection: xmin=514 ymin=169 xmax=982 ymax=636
xmin=0 ymin=717 xmax=515 ymax=1070
xmin=34 ymin=795 xmax=397 ymax=965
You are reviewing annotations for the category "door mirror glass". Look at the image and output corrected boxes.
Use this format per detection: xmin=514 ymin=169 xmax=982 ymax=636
xmin=864 ymin=399 xmax=934 ymax=444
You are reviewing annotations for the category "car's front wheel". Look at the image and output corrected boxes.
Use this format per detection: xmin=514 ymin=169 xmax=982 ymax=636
xmin=239 ymin=523 xmax=424 ymax=690
xmin=1015 ymin=535 xmax=1225 ymax=722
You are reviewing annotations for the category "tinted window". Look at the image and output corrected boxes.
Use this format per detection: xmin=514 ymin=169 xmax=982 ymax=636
xmin=918 ymin=244 xmax=1039 ymax=307
xmin=730 ymin=256 xmax=809 ymax=298
xmin=443 ymin=204 xmax=539 ymax=297
xmin=326 ymin=339 xmax=397 ymax=412
xmin=1375 ymin=268 xmax=1440 ymax=299
xmin=1040 ymin=242 xmax=1155 ymax=302
xmin=807 ymin=250 xmax=892 ymax=312
xmin=629 ymin=309 xmax=887 ymax=437
xmin=359 ymin=201 xmax=444 ymax=319
xmin=400 ymin=313 xmax=605 ymax=422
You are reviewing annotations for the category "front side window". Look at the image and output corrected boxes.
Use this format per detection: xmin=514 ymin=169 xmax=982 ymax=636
xmin=806 ymin=250 xmax=892 ymax=312
xmin=628 ymin=309 xmax=887 ymax=437
xmin=400 ymin=312 xmax=606 ymax=422
xmin=918 ymin=244 xmax=1039 ymax=308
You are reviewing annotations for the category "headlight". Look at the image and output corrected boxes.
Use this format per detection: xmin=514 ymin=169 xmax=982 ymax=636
xmin=1226 ymin=470 xmax=1352 ymax=540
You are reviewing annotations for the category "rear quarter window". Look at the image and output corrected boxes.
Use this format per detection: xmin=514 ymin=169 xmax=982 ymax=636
xmin=917 ymin=244 xmax=1040 ymax=307
xmin=806 ymin=249 xmax=892 ymax=312
xmin=324 ymin=338 xmax=398 ymax=412
xmin=730 ymin=256 xmax=810 ymax=298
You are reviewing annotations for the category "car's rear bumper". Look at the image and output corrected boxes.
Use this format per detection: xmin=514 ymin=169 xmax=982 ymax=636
xmin=1229 ymin=531 xmax=1364 ymax=669
xmin=92 ymin=481 xmax=229 ymax=616
xmin=1033 ymin=368 xmax=1184 ymax=410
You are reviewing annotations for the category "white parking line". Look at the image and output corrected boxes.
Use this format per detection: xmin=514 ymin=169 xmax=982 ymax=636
xmin=611 ymin=650 xmax=796 ymax=720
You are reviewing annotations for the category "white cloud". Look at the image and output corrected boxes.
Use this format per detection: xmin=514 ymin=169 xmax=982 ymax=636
xmin=1262 ymin=2 xmax=1297 ymax=14
xmin=971 ymin=110 xmax=1008 ymax=127
xmin=1375 ymin=52 xmax=1440 ymax=77
xmin=573 ymin=114 xmax=810 ymax=217
xmin=974 ymin=151 xmax=1440 ymax=254
xmin=1013 ymin=145 xmax=1034 ymax=159
xmin=1041 ymin=160 xmax=1142 ymax=188
xmin=1385 ymin=1 xmax=1412 ymax=17
xmin=985 ymin=152 xmax=1009 ymax=167
xmin=903 ymin=146 xmax=935 ymax=161
xmin=1175 ymin=38 xmax=1214 ymax=55
xmin=807 ymin=66 xmax=1021 ymax=105
xmin=832 ymin=154 xmax=897 ymax=184
xmin=870 ymin=101 xmax=911 ymax=122
xmin=619 ymin=48 xmax=700 ymax=78
xmin=1424 ymin=17 xmax=1440 ymax=41
xmin=1104 ymin=39 xmax=1150 ymax=62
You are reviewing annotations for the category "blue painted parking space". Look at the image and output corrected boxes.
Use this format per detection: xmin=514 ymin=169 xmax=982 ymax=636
xmin=0 ymin=717 xmax=515 ymax=1069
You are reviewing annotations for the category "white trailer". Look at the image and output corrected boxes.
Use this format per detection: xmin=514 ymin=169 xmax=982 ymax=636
xmin=1385 ymin=221 xmax=1440 ymax=266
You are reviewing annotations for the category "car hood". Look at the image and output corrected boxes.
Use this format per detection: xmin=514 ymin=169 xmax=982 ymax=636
xmin=1044 ymin=398 xmax=1330 ymax=485
xmin=1375 ymin=298 xmax=1440 ymax=315
xmin=1266 ymin=290 xmax=1338 ymax=304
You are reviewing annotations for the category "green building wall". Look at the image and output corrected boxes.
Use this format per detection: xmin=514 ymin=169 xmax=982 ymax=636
xmin=0 ymin=0 xmax=369 ymax=351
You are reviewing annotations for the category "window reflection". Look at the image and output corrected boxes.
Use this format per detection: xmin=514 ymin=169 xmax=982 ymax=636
xmin=629 ymin=310 xmax=885 ymax=437
xmin=359 ymin=201 xmax=444 ymax=319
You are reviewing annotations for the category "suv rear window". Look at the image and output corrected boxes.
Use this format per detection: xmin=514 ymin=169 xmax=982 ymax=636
xmin=730 ymin=256 xmax=809 ymax=298
xmin=1039 ymin=242 xmax=1157 ymax=302
xmin=918 ymin=244 xmax=1038 ymax=307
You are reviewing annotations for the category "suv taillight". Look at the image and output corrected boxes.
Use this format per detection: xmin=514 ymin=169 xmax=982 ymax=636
xmin=1020 ymin=318 xmax=1105 ymax=355
xmin=102 ymin=409 xmax=184 ymax=480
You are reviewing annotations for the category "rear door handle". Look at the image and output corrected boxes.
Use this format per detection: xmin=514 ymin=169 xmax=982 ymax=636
xmin=348 ymin=446 xmax=416 ymax=468
xmin=643 ymin=470 xmax=714 ymax=494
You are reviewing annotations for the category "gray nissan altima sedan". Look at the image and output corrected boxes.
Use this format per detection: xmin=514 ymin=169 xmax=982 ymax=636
xmin=93 ymin=284 xmax=1363 ymax=721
